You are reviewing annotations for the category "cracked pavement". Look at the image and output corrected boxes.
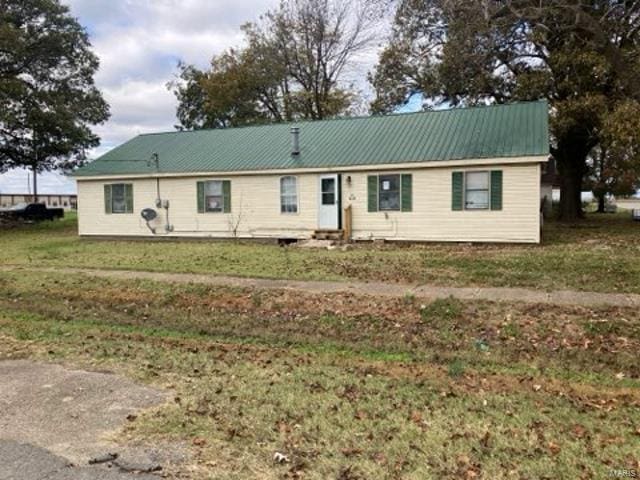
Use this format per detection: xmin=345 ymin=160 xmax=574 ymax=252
xmin=0 ymin=360 xmax=178 ymax=480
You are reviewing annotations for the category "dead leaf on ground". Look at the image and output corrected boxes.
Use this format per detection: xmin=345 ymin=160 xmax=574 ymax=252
xmin=547 ymin=441 xmax=561 ymax=455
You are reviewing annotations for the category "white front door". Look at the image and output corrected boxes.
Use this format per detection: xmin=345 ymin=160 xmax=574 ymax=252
xmin=318 ymin=174 xmax=339 ymax=229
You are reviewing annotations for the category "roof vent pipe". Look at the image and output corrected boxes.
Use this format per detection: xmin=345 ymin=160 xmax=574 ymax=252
xmin=291 ymin=127 xmax=300 ymax=156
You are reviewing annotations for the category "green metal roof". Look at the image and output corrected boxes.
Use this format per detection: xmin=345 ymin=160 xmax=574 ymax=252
xmin=75 ymin=101 xmax=549 ymax=177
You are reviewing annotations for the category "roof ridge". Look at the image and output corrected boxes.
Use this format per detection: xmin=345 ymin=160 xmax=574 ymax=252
xmin=137 ymin=99 xmax=549 ymax=137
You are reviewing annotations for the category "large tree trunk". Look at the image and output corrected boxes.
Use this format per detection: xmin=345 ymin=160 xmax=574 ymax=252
xmin=555 ymin=142 xmax=591 ymax=222
xmin=597 ymin=194 xmax=606 ymax=213
xmin=558 ymin=170 xmax=583 ymax=221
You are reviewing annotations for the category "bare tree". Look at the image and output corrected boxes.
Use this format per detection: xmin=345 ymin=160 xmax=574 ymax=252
xmin=227 ymin=194 xmax=244 ymax=239
xmin=263 ymin=0 xmax=382 ymax=119
xmin=171 ymin=0 xmax=387 ymax=129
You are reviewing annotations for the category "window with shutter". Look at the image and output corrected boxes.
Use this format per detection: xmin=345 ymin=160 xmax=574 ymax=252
xmin=452 ymin=170 xmax=503 ymax=211
xmin=378 ymin=174 xmax=401 ymax=211
xmin=105 ymin=183 xmax=133 ymax=214
xmin=198 ymin=180 xmax=231 ymax=213
xmin=464 ymin=171 xmax=490 ymax=209
xmin=368 ymin=174 xmax=412 ymax=212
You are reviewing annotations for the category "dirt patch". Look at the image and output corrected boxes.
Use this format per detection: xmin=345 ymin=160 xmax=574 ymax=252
xmin=0 ymin=360 xmax=181 ymax=469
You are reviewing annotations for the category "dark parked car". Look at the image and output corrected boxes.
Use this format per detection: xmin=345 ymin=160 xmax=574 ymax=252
xmin=0 ymin=203 xmax=64 ymax=222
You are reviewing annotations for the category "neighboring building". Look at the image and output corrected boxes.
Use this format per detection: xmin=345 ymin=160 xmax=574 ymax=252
xmin=0 ymin=193 xmax=77 ymax=210
xmin=0 ymin=168 xmax=77 ymax=210
xmin=73 ymin=101 xmax=550 ymax=243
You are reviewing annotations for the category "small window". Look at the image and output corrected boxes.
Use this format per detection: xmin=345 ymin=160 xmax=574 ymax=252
xmin=465 ymin=171 xmax=489 ymax=210
xmin=107 ymin=183 xmax=133 ymax=214
xmin=197 ymin=180 xmax=230 ymax=213
xmin=378 ymin=174 xmax=400 ymax=211
xmin=280 ymin=176 xmax=298 ymax=213
xmin=204 ymin=181 xmax=224 ymax=212
xmin=321 ymin=177 xmax=336 ymax=205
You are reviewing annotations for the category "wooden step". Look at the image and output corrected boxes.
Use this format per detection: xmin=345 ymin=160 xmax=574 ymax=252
xmin=312 ymin=229 xmax=344 ymax=241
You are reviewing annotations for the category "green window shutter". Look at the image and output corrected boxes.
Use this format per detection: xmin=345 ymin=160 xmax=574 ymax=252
xmin=125 ymin=184 xmax=134 ymax=213
xmin=401 ymin=174 xmax=412 ymax=212
xmin=490 ymin=170 xmax=503 ymax=210
xmin=197 ymin=181 xmax=205 ymax=213
xmin=452 ymin=172 xmax=464 ymax=211
xmin=222 ymin=180 xmax=231 ymax=213
xmin=104 ymin=184 xmax=112 ymax=214
xmin=367 ymin=175 xmax=378 ymax=212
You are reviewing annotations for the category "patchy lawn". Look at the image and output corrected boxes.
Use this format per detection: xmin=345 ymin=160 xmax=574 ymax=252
xmin=0 ymin=212 xmax=639 ymax=293
xmin=0 ymin=270 xmax=638 ymax=478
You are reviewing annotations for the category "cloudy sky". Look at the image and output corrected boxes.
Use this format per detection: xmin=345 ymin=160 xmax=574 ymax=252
xmin=67 ymin=0 xmax=287 ymax=158
xmin=1 ymin=0 xmax=280 ymax=194
xmin=1 ymin=0 xmax=390 ymax=195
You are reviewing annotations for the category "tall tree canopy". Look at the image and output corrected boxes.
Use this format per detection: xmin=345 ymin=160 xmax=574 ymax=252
xmin=371 ymin=1 xmax=640 ymax=220
xmin=0 ymin=0 xmax=110 ymax=197
xmin=171 ymin=0 xmax=381 ymax=129
xmin=589 ymin=99 xmax=640 ymax=211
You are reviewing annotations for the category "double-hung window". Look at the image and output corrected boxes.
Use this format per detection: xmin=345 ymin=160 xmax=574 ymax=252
xmin=104 ymin=183 xmax=133 ymax=214
xmin=197 ymin=180 xmax=231 ymax=213
xmin=367 ymin=174 xmax=412 ymax=212
xmin=452 ymin=170 xmax=502 ymax=211
xmin=280 ymin=176 xmax=298 ymax=213
xmin=378 ymin=174 xmax=401 ymax=211
xmin=464 ymin=171 xmax=490 ymax=210
xmin=205 ymin=181 xmax=224 ymax=212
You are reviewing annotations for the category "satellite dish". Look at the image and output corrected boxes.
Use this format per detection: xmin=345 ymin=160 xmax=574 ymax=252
xmin=141 ymin=208 xmax=157 ymax=221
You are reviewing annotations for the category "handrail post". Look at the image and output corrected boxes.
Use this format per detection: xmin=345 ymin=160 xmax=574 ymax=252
xmin=343 ymin=205 xmax=352 ymax=242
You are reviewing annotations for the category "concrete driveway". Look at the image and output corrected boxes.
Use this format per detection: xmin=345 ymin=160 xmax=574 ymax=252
xmin=0 ymin=440 xmax=159 ymax=480
xmin=0 ymin=360 xmax=177 ymax=479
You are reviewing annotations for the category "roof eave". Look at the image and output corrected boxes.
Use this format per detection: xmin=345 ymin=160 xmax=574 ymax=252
xmin=74 ymin=155 xmax=548 ymax=181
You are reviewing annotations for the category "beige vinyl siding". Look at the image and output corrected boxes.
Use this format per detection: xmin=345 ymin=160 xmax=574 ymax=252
xmin=78 ymin=174 xmax=318 ymax=239
xmin=345 ymin=163 xmax=541 ymax=243
xmin=77 ymin=160 xmax=542 ymax=243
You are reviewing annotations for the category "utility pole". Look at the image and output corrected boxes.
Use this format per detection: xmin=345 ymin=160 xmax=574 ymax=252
xmin=32 ymin=165 xmax=38 ymax=203
xmin=32 ymin=134 xmax=38 ymax=203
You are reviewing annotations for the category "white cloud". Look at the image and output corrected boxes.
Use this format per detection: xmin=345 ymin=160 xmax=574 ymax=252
xmin=102 ymin=80 xmax=176 ymax=127
xmin=63 ymin=0 xmax=280 ymax=160
xmin=64 ymin=0 xmax=384 ymax=156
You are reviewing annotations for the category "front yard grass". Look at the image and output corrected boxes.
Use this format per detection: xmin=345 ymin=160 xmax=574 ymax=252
xmin=0 ymin=270 xmax=638 ymax=478
xmin=0 ymin=211 xmax=639 ymax=293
